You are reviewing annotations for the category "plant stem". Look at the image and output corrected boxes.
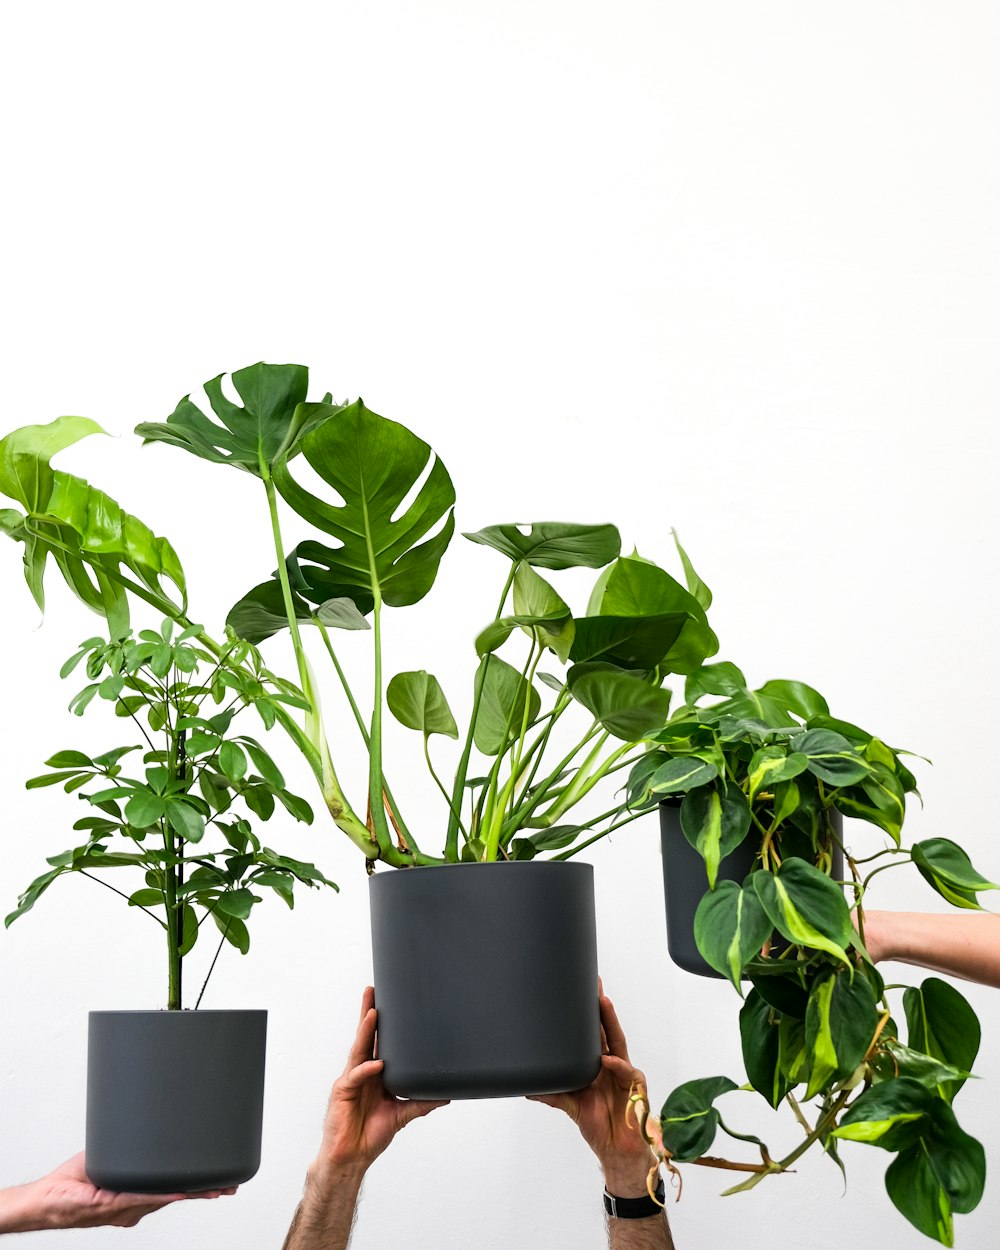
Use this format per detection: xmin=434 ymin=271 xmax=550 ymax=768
xmin=78 ymin=871 xmax=166 ymax=928
xmin=194 ymin=924 xmax=230 ymax=1009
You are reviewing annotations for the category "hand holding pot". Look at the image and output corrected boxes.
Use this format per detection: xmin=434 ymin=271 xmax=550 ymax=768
xmin=0 ymin=1152 xmax=235 ymax=1234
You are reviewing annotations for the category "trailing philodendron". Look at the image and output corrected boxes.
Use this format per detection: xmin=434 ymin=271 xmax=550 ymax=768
xmin=6 ymin=624 xmax=335 ymax=1009
xmin=626 ymin=663 xmax=996 ymax=1245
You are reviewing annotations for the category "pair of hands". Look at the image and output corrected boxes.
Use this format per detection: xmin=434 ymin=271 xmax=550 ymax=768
xmin=0 ymin=1154 xmax=234 ymax=1235
xmin=317 ymin=982 xmax=656 ymax=1196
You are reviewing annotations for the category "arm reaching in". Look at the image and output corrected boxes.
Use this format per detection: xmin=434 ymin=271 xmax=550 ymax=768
xmin=0 ymin=1153 xmax=233 ymax=1234
xmin=282 ymin=986 xmax=448 ymax=1250
xmin=529 ymin=983 xmax=675 ymax=1250
xmin=862 ymin=910 xmax=1000 ymax=987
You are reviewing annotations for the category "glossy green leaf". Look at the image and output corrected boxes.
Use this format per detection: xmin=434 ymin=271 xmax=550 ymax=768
xmin=681 ymin=784 xmax=751 ymax=888
xmin=874 ymin=1041 xmax=973 ymax=1092
xmin=803 ymin=969 xmax=879 ymax=1098
xmin=565 ymin=663 xmax=671 ymax=740
xmin=387 ymin=670 xmax=459 ymax=739
xmin=684 ymin=662 xmax=746 ymax=704
xmin=472 ymin=656 xmax=541 ymax=756
xmin=658 ymin=1076 xmax=738 ymax=1161
xmin=127 ymin=888 xmax=164 ymax=908
xmin=752 ymin=858 xmax=854 ymax=966
xmin=835 ymin=1077 xmax=938 ymax=1151
xmin=179 ymin=904 xmax=198 ymax=956
xmin=756 ymin=680 xmax=829 ymax=721
xmin=511 ymin=561 xmax=575 ymax=661
xmin=272 ymin=400 xmax=455 ymax=609
xmin=904 ymin=978 xmax=980 ymax=1102
xmin=463 ymin=522 xmax=620 ymax=569
xmin=213 ymin=911 xmax=250 ymax=953
xmin=649 ymin=757 xmax=719 ymax=794
xmin=215 ymin=888 xmax=259 ymax=920
xmin=747 ymin=747 xmax=809 ymax=802
xmin=791 ymin=729 xmax=871 ymax=787
xmin=695 ymin=881 xmax=771 ymax=988
xmin=912 ymin=838 xmax=1000 ymax=910
xmin=226 ymin=576 xmax=370 ymax=645
xmin=740 ymin=990 xmax=790 ymax=1107
xmin=671 ymin=529 xmax=712 ymax=610
xmin=165 ymin=800 xmax=206 ymax=843
xmin=135 ymin=362 xmax=319 ymax=477
xmin=569 ymin=612 xmax=693 ymax=672
xmin=124 ymin=791 xmax=166 ymax=827
xmin=835 ymin=765 xmax=906 ymax=843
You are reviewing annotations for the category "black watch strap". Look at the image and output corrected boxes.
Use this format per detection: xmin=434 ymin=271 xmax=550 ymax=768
xmin=603 ymin=1177 xmax=665 ymax=1219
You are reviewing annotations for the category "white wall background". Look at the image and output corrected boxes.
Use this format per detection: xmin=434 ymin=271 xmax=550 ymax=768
xmin=1 ymin=1 xmax=998 ymax=1246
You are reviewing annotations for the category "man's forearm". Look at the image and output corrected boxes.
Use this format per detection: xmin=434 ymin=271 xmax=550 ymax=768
xmin=607 ymin=1210 xmax=675 ymax=1249
xmin=865 ymin=911 xmax=1000 ymax=987
xmin=0 ymin=1184 xmax=43 ymax=1234
xmin=282 ymin=1163 xmax=365 ymax=1250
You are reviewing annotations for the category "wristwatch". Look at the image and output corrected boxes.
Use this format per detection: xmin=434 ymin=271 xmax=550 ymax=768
xmin=603 ymin=1176 xmax=666 ymax=1219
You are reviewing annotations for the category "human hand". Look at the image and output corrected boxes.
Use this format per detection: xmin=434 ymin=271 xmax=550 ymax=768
xmin=313 ymin=986 xmax=449 ymax=1183
xmin=528 ymin=981 xmax=656 ymax=1197
xmin=1 ymin=1152 xmax=235 ymax=1233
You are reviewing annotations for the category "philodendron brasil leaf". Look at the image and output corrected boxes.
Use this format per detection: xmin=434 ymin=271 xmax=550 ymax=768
xmin=873 ymin=1041 xmax=974 ymax=1093
xmin=463 ymin=521 xmax=621 ymax=569
xmin=911 ymin=838 xmax=1000 ymax=910
xmin=472 ymin=656 xmax=541 ymax=756
xmin=903 ymin=978 xmax=980 ymax=1103
xmin=747 ymin=746 xmax=809 ymax=802
xmin=752 ymin=858 xmax=855 ymax=966
xmin=790 ymin=728 xmax=871 ymax=786
xmin=135 ymin=362 xmax=324 ymax=476
xmin=272 ymin=400 xmax=455 ymax=609
xmin=648 ymin=757 xmax=719 ymax=795
xmin=835 ymin=1078 xmax=985 ymax=1245
xmin=680 ymin=783 xmax=751 ymax=888
xmin=387 ymin=671 xmax=458 ymax=740
xmin=835 ymin=764 xmax=906 ymax=843
xmin=565 ymin=663 xmax=671 ymax=740
xmin=658 ymin=1076 xmax=738 ymax=1161
xmin=694 ymin=881 xmax=771 ymax=988
xmin=802 ymin=968 xmax=879 ymax=1098
xmin=0 ymin=418 xmax=187 ymax=635
xmin=740 ymin=990 xmax=791 ymax=1107
xmin=586 ymin=554 xmax=718 ymax=674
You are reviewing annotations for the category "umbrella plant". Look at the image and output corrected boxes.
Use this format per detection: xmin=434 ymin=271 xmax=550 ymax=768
xmin=626 ymin=663 xmax=996 ymax=1245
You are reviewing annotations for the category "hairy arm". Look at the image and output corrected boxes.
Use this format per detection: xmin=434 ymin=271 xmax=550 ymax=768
xmin=863 ymin=911 xmax=1000 ymax=988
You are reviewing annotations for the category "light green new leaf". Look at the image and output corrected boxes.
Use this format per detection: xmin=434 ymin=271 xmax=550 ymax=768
xmin=903 ymin=978 xmax=980 ymax=1102
xmin=752 ymin=858 xmax=854 ymax=966
xmin=912 ymin=838 xmax=1000 ymax=910
xmin=671 ymin=529 xmax=712 ymax=610
xmin=680 ymin=783 xmax=751 ymax=888
xmin=756 ymin=680 xmax=829 ymax=721
xmin=565 ymin=663 xmax=671 ymax=741
xmin=387 ymin=671 xmax=459 ymax=739
xmin=463 ymin=522 xmax=620 ymax=569
xmin=747 ymin=747 xmax=809 ymax=803
xmin=273 ymin=400 xmax=455 ymax=608
xmin=803 ymin=969 xmax=879 ymax=1098
xmin=473 ymin=656 xmax=541 ymax=756
xmin=512 ymin=561 xmax=575 ymax=661
xmin=695 ymin=881 xmax=772 ymax=988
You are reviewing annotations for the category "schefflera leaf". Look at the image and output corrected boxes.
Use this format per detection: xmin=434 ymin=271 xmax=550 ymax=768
xmin=463 ymin=521 xmax=621 ymax=570
xmin=835 ymin=1077 xmax=985 ymax=1246
xmin=387 ymin=671 xmax=458 ymax=740
xmin=273 ymin=400 xmax=456 ymax=609
xmin=694 ymin=880 xmax=771 ymax=988
xmin=911 ymin=838 xmax=1000 ymax=910
xmin=752 ymin=858 xmax=855 ymax=967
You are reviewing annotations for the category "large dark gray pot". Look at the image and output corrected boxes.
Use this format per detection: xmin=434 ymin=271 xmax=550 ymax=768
xmin=660 ymin=802 xmax=844 ymax=978
xmin=86 ymin=1010 xmax=267 ymax=1193
xmin=369 ymin=861 xmax=600 ymax=1099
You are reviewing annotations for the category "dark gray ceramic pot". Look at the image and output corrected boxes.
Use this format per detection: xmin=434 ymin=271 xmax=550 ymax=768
xmin=659 ymin=801 xmax=844 ymax=978
xmin=369 ymin=861 xmax=600 ymax=1099
xmin=86 ymin=1009 xmax=267 ymax=1193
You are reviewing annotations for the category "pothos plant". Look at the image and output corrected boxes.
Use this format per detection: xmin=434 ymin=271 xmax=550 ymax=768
xmin=5 ymin=623 xmax=335 ymax=1009
xmin=0 ymin=362 xmax=725 ymax=871
xmin=625 ymin=661 xmax=996 ymax=1246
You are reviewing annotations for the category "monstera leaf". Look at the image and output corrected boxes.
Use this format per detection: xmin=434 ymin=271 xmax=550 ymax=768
xmin=272 ymin=400 xmax=455 ymax=608
xmin=0 ymin=417 xmax=186 ymax=636
xmin=136 ymin=361 xmax=334 ymax=477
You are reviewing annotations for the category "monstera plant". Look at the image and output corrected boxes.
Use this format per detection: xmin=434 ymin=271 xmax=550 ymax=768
xmin=625 ymin=661 xmax=995 ymax=1246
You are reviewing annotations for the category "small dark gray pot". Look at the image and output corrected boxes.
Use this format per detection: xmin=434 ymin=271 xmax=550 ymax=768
xmin=86 ymin=1009 xmax=267 ymax=1193
xmin=659 ymin=802 xmax=844 ymax=978
xmin=369 ymin=861 xmax=600 ymax=1099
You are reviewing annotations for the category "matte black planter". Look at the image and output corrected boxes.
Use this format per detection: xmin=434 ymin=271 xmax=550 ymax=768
xmin=369 ymin=861 xmax=600 ymax=1099
xmin=86 ymin=1010 xmax=267 ymax=1193
xmin=660 ymin=802 xmax=844 ymax=978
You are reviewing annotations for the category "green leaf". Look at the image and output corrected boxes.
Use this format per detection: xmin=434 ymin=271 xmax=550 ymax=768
xmin=648 ymin=757 xmax=719 ymax=795
xmin=791 ymin=729 xmax=871 ymax=786
xmin=747 ymin=747 xmax=808 ymax=803
xmin=272 ymin=400 xmax=455 ymax=609
xmin=803 ymin=969 xmax=879 ymax=1098
xmin=569 ymin=612 xmax=693 ymax=672
xmin=680 ymin=784 xmax=752 ymax=888
xmin=463 ymin=522 xmax=620 ymax=570
xmin=213 ymin=911 xmax=250 ymax=954
xmin=835 ymin=1077 xmax=938 ymax=1151
xmin=165 ymin=800 xmax=206 ymax=843
xmin=658 ymin=1076 xmax=738 ymax=1161
xmin=179 ymin=904 xmax=198 ymax=956
xmin=387 ymin=670 xmax=459 ymax=739
xmin=903 ymin=978 xmax=980 ymax=1102
xmin=874 ymin=1041 xmax=973 ymax=1092
xmin=473 ymin=656 xmax=541 ymax=756
xmin=44 ymin=749 xmax=94 ymax=768
xmin=565 ymin=663 xmax=672 ymax=740
xmin=835 ymin=765 xmax=906 ymax=844
xmin=671 ymin=529 xmax=712 ymax=610
xmin=740 ymin=989 xmax=790 ymax=1107
xmin=25 ymin=770 xmax=89 ymax=790
xmin=756 ymin=680 xmax=829 ymax=721
xmin=912 ymin=839 xmax=1000 ymax=910
xmin=215 ymin=888 xmax=259 ymax=920
xmin=135 ymin=362 xmax=318 ymax=477
xmin=511 ymin=562 xmax=575 ymax=662
xmin=254 ymin=870 xmax=296 ymax=907
xmin=684 ymin=662 xmax=746 ymax=704
xmin=124 ymin=791 xmax=166 ymax=827
xmin=752 ymin=858 xmax=854 ymax=966
xmin=694 ymin=881 xmax=772 ymax=988
xmin=585 ymin=554 xmax=718 ymax=674
xmin=528 ymin=825 xmax=582 ymax=852
xmin=128 ymin=888 xmax=164 ymax=908
xmin=241 ymin=739 xmax=285 ymax=789
xmin=219 ymin=740 xmax=247 ymax=784
xmin=226 ymin=566 xmax=372 ymax=645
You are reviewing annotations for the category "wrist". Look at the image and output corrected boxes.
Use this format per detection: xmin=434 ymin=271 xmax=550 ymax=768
xmin=306 ymin=1156 xmax=368 ymax=1200
xmin=602 ymin=1156 xmax=657 ymax=1199
xmin=0 ymin=1183 xmax=48 ymax=1234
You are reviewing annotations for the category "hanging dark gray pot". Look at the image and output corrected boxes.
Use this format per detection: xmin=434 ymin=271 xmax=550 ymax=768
xmin=659 ymin=801 xmax=844 ymax=978
xmin=369 ymin=861 xmax=600 ymax=1099
xmin=86 ymin=1009 xmax=267 ymax=1193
